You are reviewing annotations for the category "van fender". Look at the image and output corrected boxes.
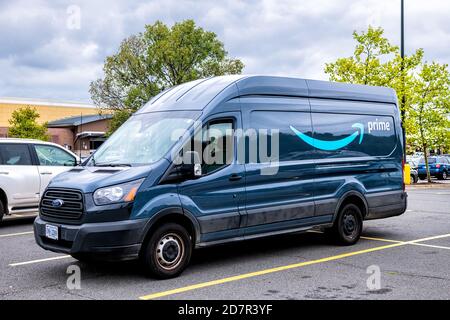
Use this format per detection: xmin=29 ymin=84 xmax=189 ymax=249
xmin=331 ymin=188 xmax=368 ymax=224
xmin=139 ymin=206 xmax=201 ymax=246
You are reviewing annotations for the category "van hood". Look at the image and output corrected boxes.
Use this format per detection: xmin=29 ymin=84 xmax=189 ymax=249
xmin=48 ymin=165 xmax=154 ymax=193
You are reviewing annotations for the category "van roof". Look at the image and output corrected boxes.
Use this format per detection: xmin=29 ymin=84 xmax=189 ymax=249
xmin=137 ymin=75 xmax=398 ymax=113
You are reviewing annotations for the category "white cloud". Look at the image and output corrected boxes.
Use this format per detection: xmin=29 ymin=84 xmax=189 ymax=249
xmin=0 ymin=0 xmax=449 ymax=102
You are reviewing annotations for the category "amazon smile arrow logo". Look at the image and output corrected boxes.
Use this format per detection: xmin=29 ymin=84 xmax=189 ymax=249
xmin=290 ymin=123 xmax=365 ymax=151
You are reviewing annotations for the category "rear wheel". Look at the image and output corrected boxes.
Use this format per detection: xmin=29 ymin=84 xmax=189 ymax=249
xmin=328 ymin=203 xmax=363 ymax=245
xmin=140 ymin=223 xmax=192 ymax=279
xmin=410 ymin=174 xmax=417 ymax=184
xmin=439 ymin=171 xmax=448 ymax=180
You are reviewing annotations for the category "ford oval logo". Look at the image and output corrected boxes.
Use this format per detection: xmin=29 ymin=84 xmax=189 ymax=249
xmin=51 ymin=199 xmax=64 ymax=208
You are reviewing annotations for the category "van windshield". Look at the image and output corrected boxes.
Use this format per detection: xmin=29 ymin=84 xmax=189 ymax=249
xmin=88 ymin=111 xmax=198 ymax=166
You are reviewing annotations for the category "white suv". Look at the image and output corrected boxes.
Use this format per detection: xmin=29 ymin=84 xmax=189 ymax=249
xmin=0 ymin=138 xmax=79 ymax=221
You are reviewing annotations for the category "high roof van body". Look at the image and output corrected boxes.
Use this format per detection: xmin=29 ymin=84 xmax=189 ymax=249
xmin=34 ymin=75 xmax=407 ymax=278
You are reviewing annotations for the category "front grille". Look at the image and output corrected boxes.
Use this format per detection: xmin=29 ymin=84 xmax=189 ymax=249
xmin=40 ymin=188 xmax=84 ymax=220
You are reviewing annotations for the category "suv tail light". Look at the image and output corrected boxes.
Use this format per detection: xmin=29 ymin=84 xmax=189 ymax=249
xmin=436 ymin=164 xmax=441 ymax=168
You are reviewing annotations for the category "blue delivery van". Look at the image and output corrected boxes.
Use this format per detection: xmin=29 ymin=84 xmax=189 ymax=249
xmin=34 ymin=75 xmax=407 ymax=278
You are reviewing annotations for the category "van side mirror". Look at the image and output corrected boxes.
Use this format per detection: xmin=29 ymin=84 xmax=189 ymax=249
xmin=180 ymin=151 xmax=202 ymax=178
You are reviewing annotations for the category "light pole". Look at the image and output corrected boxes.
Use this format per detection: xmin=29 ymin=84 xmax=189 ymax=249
xmin=401 ymin=0 xmax=404 ymax=60
xmin=401 ymin=0 xmax=407 ymax=160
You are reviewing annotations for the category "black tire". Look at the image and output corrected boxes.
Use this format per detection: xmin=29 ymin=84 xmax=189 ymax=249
xmin=410 ymin=174 xmax=417 ymax=184
xmin=140 ymin=223 xmax=192 ymax=279
xmin=329 ymin=203 xmax=363 ymax=246
xmin=418 ymin=175 xmax=427 ymax=180
xmin=439 ymin=171 xmax=448 ymax=180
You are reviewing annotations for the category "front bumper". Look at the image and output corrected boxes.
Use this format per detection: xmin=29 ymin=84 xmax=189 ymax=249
xmin=34 ymin=216 xmax=148 ymax=261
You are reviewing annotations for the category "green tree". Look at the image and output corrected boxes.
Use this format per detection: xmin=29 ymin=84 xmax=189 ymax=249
xmin=325 ymin=26 xmax=450 ymax=182
xmin=8 ymin=106 xmax=49 ymax=141
xmin=324 ymin=26 xmax=423 ymax=114
xmin=90 ymin=19 xmax=244 ymax=133
xmin=407 ymin=62 xmax=450 ymax=182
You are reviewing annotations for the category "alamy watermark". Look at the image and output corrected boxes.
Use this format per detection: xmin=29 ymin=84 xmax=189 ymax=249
xmin=66 ymin=5 xmax=81 ymax=30
xmin=66 ymin=265 xmax=81 ymax=290
xmin=170 ymin=121 xmax=280 ymax=176
xmin=366 ymin=265 xmax=381 ymax=290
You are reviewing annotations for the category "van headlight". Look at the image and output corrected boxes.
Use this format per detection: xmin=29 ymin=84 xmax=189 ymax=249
xmin=93 ymin=179 xmax=144 ymax=205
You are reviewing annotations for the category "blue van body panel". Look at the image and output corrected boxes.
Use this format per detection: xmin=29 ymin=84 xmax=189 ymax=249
xmin=35 ymin=75 xmax=406 ymax=259
xmin=306 ymin=80 xmax=398 ymax=104
xmin=236 ymin=76 xmax=309 ymax=97
xmin=138 ymin=76 xmax=244 ymax=113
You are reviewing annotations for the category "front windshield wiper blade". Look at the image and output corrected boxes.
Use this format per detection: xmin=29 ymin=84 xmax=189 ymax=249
xmin=95 ymin=163 xmax=132 ymax=167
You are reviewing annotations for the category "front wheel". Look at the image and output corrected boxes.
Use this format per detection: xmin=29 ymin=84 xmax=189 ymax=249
xmin=140 ymin=223 xmax=192 ymax=279
xmin=328 ymin=203 xmax=363 ymax=246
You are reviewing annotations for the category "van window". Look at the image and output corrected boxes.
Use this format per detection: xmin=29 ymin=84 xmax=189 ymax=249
xmin=0 ymin=144 xmax=33 ymax=166
xmin=311 ymin=113 xmax=397 ymax=158
xmin=249 ymin=111 xmax=314 ymax=162
xmin=200 ymin=120 xmax=234 ymax=174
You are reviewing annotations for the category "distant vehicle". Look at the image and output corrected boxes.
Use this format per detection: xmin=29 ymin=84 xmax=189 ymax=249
xmin=0 ymin=138 xmax=79 ymax=221
xmin=418 ymin=156 xmax=449 ymax=180
xmin=407 ymin=159 xmax=419 ymax=184
xmin=407 ymin=159 xmax=419 ymax=170
xmin=412 ymin=152 xmax=424 ymax=159
xmin=409 ymin=168 xmax=419 ymax=183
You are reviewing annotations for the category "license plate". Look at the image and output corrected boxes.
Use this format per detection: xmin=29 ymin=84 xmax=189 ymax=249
xmin=45 ymin=224 xmax=59 ymax=240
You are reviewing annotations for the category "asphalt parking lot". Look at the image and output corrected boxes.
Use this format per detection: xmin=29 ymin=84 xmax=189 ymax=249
xmin=1 ymin=184 xmax=449 ymax=300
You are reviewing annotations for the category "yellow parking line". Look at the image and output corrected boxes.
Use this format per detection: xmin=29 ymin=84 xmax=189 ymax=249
xmin=0 ymin=231 xmax=34 ymax=238
xmin=139 ymin=233 xmax=450 ymax=300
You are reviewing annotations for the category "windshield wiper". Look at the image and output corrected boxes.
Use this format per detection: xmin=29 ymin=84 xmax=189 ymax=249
xmin=95 ymin=163 xmax=132 ymax=167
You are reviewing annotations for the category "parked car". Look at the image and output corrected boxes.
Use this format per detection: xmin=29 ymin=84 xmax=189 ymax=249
xmin=406 ymin=159 xmax=418 ymax=184
xmin=34 ymin=75 xmax=407 ymax=279
xmin=0 ymin=138 xmax=79 ymax=221
xmin=409 ymin=168 xmax=419 ymax=183
xmin=418 ymin=156 xmax=449 ymax=180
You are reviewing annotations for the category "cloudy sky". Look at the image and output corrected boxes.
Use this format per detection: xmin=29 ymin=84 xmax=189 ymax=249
xmin=1 ymin=0 xmax=449 ymax=103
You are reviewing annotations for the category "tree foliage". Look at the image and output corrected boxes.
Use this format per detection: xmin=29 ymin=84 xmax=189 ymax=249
xmin=407 ymin=62 xmax=450 ymax=181
xmin=8 ymin=106 xmax=50 ymax=141
xmin=90 ymin=20 xmax=244 ymax=133
xmin=325 ymin=26 xmax=450 ymax=182
xmin=325 ymin=26 xmax=423 ymax=113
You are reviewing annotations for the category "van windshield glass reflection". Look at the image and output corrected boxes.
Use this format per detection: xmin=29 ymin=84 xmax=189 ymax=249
xmin=88 ymin=112 xmax=197 ymax=166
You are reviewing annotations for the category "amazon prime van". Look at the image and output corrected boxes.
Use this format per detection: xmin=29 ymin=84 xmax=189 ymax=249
xmin=34 ymin=75 xmax=407 ymax=278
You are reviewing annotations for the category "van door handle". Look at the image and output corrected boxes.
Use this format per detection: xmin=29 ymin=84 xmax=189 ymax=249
xmin=40 ymin=172 xmax=53 ymax=175
xmin=0 ymin=171 xmax=9 ymax=175
xmin=229 ymin=174 xmax=242 ymax=181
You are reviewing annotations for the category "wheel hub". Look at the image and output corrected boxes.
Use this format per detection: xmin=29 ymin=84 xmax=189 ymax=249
xmin=156 ymin=233 xmax=184 ymax=270
xmin=162 ymin=241 xmax=179 ymax=262
xmin=343 ymin=213 xmax=356 ymax=235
